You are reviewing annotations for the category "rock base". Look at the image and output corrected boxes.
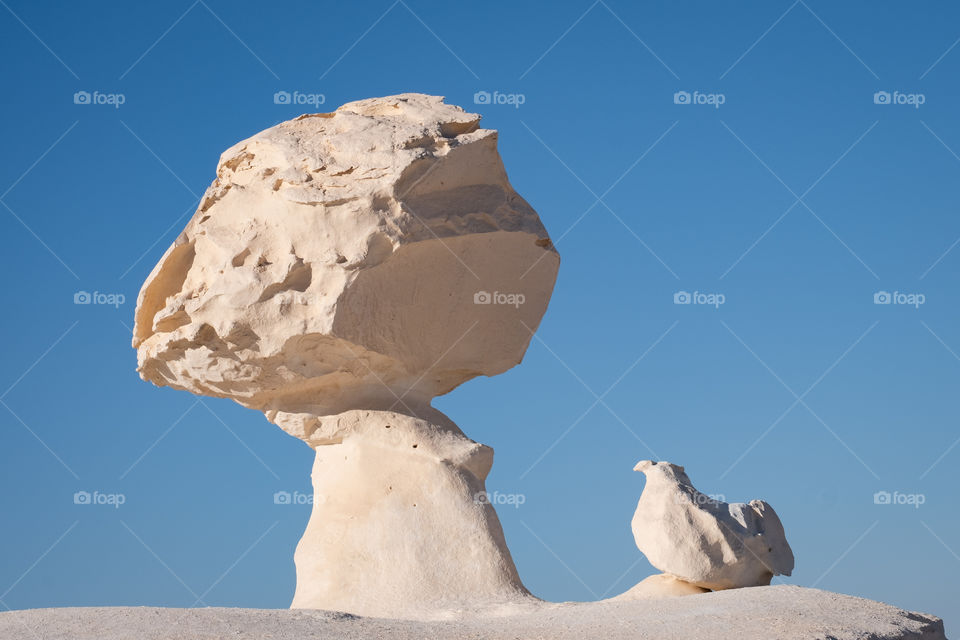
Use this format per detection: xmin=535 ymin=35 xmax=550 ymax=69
xmin=1 ymin=586 xmax=945 ymax=640
xmin=289 ymin=409 xmax=530 ymax=618
xmin=609 ymin=573 xmax=710 ymax=599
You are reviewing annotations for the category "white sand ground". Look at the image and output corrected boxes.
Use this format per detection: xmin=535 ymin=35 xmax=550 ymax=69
xmin=0 ymin=585 xmax=946 ymax=640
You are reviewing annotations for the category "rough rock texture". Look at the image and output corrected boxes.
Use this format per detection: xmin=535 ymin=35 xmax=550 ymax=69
xmin=290 ymin=409 xmax=532 ymax=618
xmin=132 ymin=93 xmax=560 ymax=426
xmin=1 ymin=586 xmax=946 ymax=640
xmin=132 ymin=94 xmax=559 ymax=617
xmin=632 ymin=460 xmax=794 ymax=590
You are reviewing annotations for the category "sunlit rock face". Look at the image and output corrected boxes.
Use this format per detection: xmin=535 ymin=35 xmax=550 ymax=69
xmin=631 ymin=460 xmax=795 ymax=591
xmin=133 ymin=94 xmax=559 ymax=618
xmin=133 ymin=93 xmax=558 ymax=430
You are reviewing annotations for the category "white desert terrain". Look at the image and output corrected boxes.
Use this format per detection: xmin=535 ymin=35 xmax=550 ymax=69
xmin=0 ymin=586 xmax=945 ymax=639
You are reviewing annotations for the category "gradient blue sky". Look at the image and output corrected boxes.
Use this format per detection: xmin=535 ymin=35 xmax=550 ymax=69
xmin=1 ymin=0 xmax=958 ymax=631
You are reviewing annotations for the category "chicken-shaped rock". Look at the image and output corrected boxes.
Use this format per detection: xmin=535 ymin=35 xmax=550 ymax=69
xmin=631 ymin=460 xmax=794 ymax=590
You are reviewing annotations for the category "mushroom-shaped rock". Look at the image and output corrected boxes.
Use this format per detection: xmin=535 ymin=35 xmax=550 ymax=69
xmin=631 ymin=460 xmax=794 ymax=591
xmin=132 ymin=94 xmax=559 ymax=618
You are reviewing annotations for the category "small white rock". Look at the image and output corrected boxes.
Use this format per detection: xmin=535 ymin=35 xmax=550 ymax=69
xmin=631 ymin=460 xmax=795 ymax=590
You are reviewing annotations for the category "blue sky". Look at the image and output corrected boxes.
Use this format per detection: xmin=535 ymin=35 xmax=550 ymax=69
xmin=1 ymin=0 xmax=958 ymax=631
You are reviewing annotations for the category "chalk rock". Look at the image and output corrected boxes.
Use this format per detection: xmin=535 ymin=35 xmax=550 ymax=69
xmin=4 ymin=586 xmax=947 ymax=640
xmin=610 ymin=573 xmax=709 ymax=600
xmin=291 ymin=409 xmax=530 ymax=618
xmin=631 ymin=461 xmax=794 ymax=590
xmin=132 ymin=94 xmax=558 ymax=618
xmin=132 ymin=93 xmax=559 ymax=433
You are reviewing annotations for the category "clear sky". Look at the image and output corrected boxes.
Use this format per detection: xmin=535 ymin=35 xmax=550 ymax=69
xmin=0 ymin=0 xmax=957 ymax=631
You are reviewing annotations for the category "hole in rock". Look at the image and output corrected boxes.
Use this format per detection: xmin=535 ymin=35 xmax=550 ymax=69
xmin=257 ymin=258 xmax=312 ymax=302
xmin=231 ymin=249 xmax=251 ymax=267
xmin=223 ymin=151 xmax=255 ymax=172
xmin=439 ymin=119 xmax=480 ymax=138
xmin=134 ymin=239 xmax=196 ymax=345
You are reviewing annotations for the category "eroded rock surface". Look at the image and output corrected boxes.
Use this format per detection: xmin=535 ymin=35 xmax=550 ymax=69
xmin=291 ymin=409 xmax=532 ymax=618
xmin=133 ymin=93 xmax=559 ymax=434
xmin=631 ymin=460 xmax=795 ymax=590
xmin=133 ymin=94 xmax=558 ymax=618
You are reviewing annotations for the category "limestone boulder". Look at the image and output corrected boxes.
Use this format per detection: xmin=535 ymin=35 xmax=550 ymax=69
xmin=631 ymin=461 xmax=794 ymax=590
xmin=132 ymin=93 xmax=559 ymax=436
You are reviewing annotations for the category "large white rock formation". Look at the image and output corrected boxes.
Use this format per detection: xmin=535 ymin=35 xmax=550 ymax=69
xmin=630 ymin=461 xmax=794 ymax=591
xmin=133 ymin=94 xmax=559 ymax=618
xmin=132 ymin=93 xmax=558 ymax=423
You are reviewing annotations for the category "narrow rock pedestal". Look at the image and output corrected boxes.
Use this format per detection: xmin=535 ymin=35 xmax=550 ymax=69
xmin=288 ymin=410 xmax=530 ymax=618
